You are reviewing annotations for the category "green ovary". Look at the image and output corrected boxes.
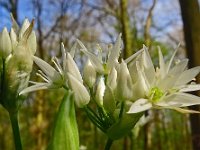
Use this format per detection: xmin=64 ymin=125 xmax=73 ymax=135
xmin=148 ymin=87 xmax=164 ymax=103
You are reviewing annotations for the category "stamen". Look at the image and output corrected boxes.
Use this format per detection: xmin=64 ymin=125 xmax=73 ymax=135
xmin=38 ymin=70 xmax=50 ymax=80
xmin=148 ymin=87 xmax=164 ymax=103
xmin=51 ymin=57 xmax=63 ymax=74
xmin=36 ymin=72 xmax=49 ymax=83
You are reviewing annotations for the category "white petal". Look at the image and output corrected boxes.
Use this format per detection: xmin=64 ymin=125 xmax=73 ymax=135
xmin=69 ymin=42 xmax=77 ymax=58
xmin=179 ymin=84 xmax=200 ymax=92
xmin=27 ymin=31 xmax=37 ymax=54
xmin=33 ymin=56 xmax=61 ymax=81
xmin=106 ymin=67 xmax=117 ymax=91
xmin=157 ymin=75 xmax=179 ymax=91
xmin=135 ymin=61 xmax=150 ymax=92
xmin=19 ymin=18 xmax=30 ymax=39
xmin=166 ymin=45 xmax=179 ymax=73
xmin=21 ymin=20 xmax=34 ymax=42
xmin=168 ymin=59 xmax=188 ymax=75
xmin=67 ymin=73 xmax=90 ymax=108
xmin=107 ymin=34 xmax=122 ymax=70
xmin=0 ymin=27 xmax=12 ymax=58
xmin=77 ymin=39 xmax=104 ymax=73
xmin=158 ymin=59 xmax=188 ymax=91
xmin=10 ymin=28 xmax=18 ymax=50
xmin=175 ymin=66 xmax=200 ymax=86
xmin=158 ymin=47 xmax=166 ymax=78
xmin=66 ymin=52 xmax=83 ymax=83
xmin=116 ymin=61 xmax=133 ymax=101
xmin=11 ymin=14 xmax=19 ymax=33
xmin=19 ymin=83 xmax=50 ymax=95
xmin=95 ymin=77 xmax=105 ymax=106
xmin=141 ymin=46 xmax=155 ymax=85
xmin=127 ymin=99 xmax=152 ymax=113
xmin=83 ymin=59 xmax=96 ymax=87
xmin=61 ymin=43 xmax=67 ymax=70
xmin=160 ymin=93 xmax=200 ymax=107
xmin=103 ymin=86 xmax=116 ymax=113
xmin=125 ymin=48 xmax=143 ymax=64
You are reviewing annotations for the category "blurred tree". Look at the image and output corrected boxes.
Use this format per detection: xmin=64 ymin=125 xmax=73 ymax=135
xmin=120 ymin=0 xmax=133 ymax=58
xmin=179 ymin=0 xmax=200 ymax=150
xmin=0 ymin=0 xmax=19 ymax=22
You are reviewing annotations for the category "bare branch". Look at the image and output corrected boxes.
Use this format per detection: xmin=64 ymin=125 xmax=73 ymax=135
xmin=144 ymin=0 xmax=157 ymax=46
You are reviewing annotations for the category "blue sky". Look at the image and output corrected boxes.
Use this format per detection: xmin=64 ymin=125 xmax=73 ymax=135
xmin=0 ymin=0 xmax=185 ymax=44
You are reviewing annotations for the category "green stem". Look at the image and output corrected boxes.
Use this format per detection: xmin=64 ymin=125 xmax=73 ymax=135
xmin=9 ymin=112 xmax=22 ymax=150
xmin=119 ymin=102 xmax=125 ymax=118
xmin=104 ymin=138 xmax=113 ymax=150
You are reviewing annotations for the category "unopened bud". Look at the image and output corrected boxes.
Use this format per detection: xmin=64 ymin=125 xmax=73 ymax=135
xmin=0 ymin=27 xmax=12 ymax=58
xmin=83 ymin=59 xmax=96 ymax=88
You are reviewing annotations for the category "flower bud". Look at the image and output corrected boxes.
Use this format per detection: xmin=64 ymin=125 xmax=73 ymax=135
xmin=67 ymin=73 xmax=90 ymax=108
xmin=66 ymin=52 xmax=83 ymax=83
xmin=0 ymin=27 xmax=12 ymax=58
xmin=10 ymin=28 xmax=18 ymax=51
xmin=106 ymin=67 xmax=117 ymax=92
xmin=19 ymin=19 xmax=30 ymax=40
xmin=95 ymin=77 xmax=105 ymax=106
xmin=103 ymin=86 xmax=115 ymax=113
xmin=83 ymin=59 xmax=96 ymax=88
xmin=0 ymin=19 xmax=36 ymax=112
xmin=27 ymin=31 xmax=37 ymax=54
xmin=116 ymin=61 xmax=133 ymax=101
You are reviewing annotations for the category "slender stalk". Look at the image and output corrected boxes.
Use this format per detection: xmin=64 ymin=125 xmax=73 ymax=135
xmin=104 ymin=138 xmax=113 ymax=150
xmin=9 ymin=112 xmax=22 ymax=150
xmin=119 ymin=102 xmax=125 ymax=118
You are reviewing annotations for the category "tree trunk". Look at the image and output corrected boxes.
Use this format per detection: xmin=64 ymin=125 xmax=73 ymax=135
xmin=120 ymin=0 xmax=133 ymax=58
xmin=179 ymin=0 xmax=200 ymax=150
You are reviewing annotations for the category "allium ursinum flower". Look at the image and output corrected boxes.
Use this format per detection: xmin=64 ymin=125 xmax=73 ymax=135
xmin=116 ymin=60 xmax=133 ymax=101
xmin=95 ymin=77 xmax=106 ymax=106
xmin=20 ymin=43 xmax=76 ymax=94
xmin=128 ymin=46 xmax=200 ymax=114
xmin=67 ymin=73 xmax=90 ymax=108
xmin=83 ymin=59 xmax=96 ymax=88
xmin=77 ymin=34 xmax=122 ymax=74
xmin=0 ymin=18 xmax=36 ymax=111
xmin=20 ymin=42 xmax=90 ymax=108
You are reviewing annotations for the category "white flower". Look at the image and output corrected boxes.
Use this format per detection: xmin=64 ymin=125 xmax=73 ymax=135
xmin=19 ymin=55 xmax=64 ymax=95
xmin=95 ymin=77 xmax=106 ymax=106
xmin=116 ymin=60 xmax=133 ymax=101
xmin=67 ymin=73 xmax=90 ymax=108
xmin=77 ymin=34 xmax=122 ymax=74
xmin=83 ymin=59 xmax=96 ymax=88
xmin=20 ymin=43 xmax=77 ymax=94
xmin=0 ymin=18 xmax=37 ymax=110
xmin=65 ymin=52 xmax=83 ymax=83
xmin=0 ymin=27 xmax=12 ymax=58
xmin=106 ymin=67 xmax=117 ymax=92
xmin=128 ymin=46 xmax=200 ymax=114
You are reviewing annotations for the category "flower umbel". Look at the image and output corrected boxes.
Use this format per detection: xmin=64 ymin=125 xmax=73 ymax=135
xmin=128 ymin=46 xmax=200 ymax=114
xmin=0 ymin=18 xmax=36 ymax=111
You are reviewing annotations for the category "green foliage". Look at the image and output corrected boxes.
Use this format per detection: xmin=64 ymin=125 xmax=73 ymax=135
xmin=47 ymin=92 xmax=79 ymax=150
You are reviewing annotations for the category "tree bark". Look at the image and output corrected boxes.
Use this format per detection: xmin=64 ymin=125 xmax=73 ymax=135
xmin=120 ymin=0 xmax=133 ymax=58
xmin=179 ymin=0 xmax=200 ymax=150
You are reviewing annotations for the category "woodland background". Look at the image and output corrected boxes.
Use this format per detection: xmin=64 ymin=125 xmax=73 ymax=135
xmin=0 ymin=0 xmax=200 ymax=150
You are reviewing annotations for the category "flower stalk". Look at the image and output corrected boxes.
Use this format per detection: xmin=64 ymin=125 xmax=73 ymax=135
xmin=104 ymin=138 xmax=113 ymax=150
xmin=9 ymin=111 xmax=22 ymax=150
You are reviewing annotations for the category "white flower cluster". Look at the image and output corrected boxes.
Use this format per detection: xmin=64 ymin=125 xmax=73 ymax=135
xmin=21 ymin=34 xmax=200 ymax=114
xmin=0 ymin=17 xmax=36 ymax=110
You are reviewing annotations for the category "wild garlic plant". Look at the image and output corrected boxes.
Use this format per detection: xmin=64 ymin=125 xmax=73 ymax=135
xmin=2 ymin=16 xmax=200 ymax=149
xmin=0 ymin=16 xmax=36 ymax=150
xmin=21 ymin=33 xmax=200 ymax=150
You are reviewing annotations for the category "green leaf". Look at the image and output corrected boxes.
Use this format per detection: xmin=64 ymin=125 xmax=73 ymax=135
xmin=48 ymin=91 xmax=79 ymax=150
xmin=106 ymin=113 xmax=143 ymax=140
